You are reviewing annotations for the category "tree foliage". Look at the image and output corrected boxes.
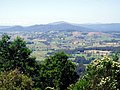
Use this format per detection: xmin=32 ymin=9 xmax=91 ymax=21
xmin=72 ymin=56 xmax=120 ymax=90
xmin=0 ymin=34 xmax=83 ymax=89
xmin=112 ymin=53 xmax=119 ymax=62
xmin=0 ymin=69 xmax=33 ymax=90
xmin=0 ymin=34 xmax=40 ymax=88
xmin=39 ymin=52 xmax=79 ymax=90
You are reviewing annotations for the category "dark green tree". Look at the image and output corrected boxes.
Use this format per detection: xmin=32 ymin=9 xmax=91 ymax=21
xmin=0 ymin=34 xmax=40 ymax=88
xmin=40 ymin=52 xmax=79 ymax=90
xmin=0 ymin=34 xmax=11 ymax=71
xmin=112 ymin=53 xmax=119 ymax=62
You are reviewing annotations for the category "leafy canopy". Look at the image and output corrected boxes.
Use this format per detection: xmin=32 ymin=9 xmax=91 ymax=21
xmin=0 ymin=69 xmax=33 ymax=90
xmin=0 ymin=34 xmax=40 ymax=88
xmin=72 ymin=56 xmax=120 ymax=90
xmin=40 ymin=51 xmax=79 ymax=90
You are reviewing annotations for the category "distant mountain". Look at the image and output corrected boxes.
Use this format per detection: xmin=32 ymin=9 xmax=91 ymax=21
xmin=48 ymin=21 xmax=70 ymax=25
xmin=0 ymin=22 xmax=120 ymax=32
xmin=0 ymin=26 xmax=24 ymax=32
xmin=0 ymin=22 xmax=91 ymax=32
xmin=78 ymin=23 xmax=120 ymax=32
xmin=0 ymin=26 xmax=11 ymax=29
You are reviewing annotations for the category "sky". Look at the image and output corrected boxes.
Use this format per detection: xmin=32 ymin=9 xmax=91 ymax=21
xmin=0 ymin=0 xmax=120 ymax=26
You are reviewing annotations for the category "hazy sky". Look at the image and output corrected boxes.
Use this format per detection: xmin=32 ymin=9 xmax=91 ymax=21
xmin=0 ymin=0 xmax=120 ymax=25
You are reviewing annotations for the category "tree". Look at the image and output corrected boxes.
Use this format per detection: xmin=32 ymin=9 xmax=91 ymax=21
xmin=0 ymin=34 xmax=40 ymax=88
xmin=76 ymin=63 xmax=85 ymax=76
xmin=0 ymin=69 xmax=33 ymax=90
xmin=112 ymin=53 xmax=119 ymax=62
xmin=0 ymin=34 xmax=11 ymax=71
xmin=72 ymin=56 xmax=120 ymax=90
xmin=39 ymin=52 xmax=79 ymax=90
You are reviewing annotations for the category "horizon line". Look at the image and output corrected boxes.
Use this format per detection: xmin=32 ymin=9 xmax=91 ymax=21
xmin=0 ymin=21 xmax=120 ymax=26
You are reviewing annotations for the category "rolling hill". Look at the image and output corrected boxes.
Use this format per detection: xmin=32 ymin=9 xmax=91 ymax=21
xmin=0 ymin=22 xmax=120 ymax=32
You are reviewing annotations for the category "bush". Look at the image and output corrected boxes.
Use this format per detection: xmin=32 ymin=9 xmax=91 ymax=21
xmin=0 ymin=69 xmax=34 ymax=90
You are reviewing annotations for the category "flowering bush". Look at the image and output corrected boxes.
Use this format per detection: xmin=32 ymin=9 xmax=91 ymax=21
xmin=72 ymin=56 xmax=120 ymax=90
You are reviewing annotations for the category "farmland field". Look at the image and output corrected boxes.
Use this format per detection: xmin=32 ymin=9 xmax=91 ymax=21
xmin=0 ymin=30 xmax=120 ymax=63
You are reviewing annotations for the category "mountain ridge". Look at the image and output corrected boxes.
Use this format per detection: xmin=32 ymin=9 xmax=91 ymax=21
xmin=0 ymin=21 xmax=120 ymax=32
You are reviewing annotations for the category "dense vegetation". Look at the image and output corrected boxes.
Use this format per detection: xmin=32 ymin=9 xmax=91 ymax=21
xmin=39 ymin=52 xmax=79 ymax=89
xmin=0 ymin=34 xmax=78 ymax=89
xmin=0 ymin=69 xmax=33 ymax=90
xmin=0 ymin=34 xmax=119 ymax=90
xmin=71 ymin=56 xmax=120 ymax=90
